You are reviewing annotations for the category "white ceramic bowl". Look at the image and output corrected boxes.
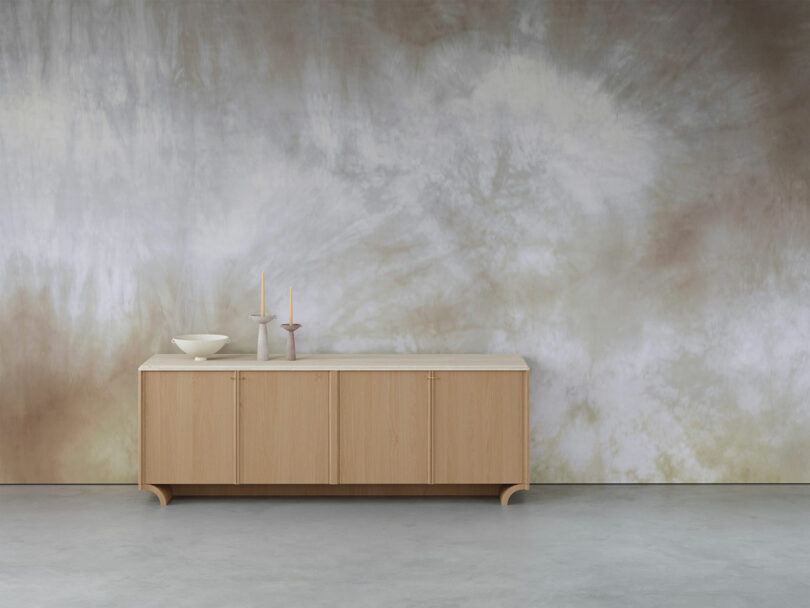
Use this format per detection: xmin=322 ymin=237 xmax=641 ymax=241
xmin=171 ymin=334 xmax=230 ymax=360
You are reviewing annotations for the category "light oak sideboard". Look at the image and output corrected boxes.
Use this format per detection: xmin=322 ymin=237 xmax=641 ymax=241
xmin=138 ymin=354 xmax=530 ymax=505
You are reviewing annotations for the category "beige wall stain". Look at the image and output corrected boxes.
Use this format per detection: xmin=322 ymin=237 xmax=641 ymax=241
xmin=1 ymin=0 xmax=809 ymax=482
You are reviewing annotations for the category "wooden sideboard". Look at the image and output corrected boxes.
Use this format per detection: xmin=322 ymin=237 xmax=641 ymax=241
xmin=138 ymin=354 xmax=530 ymax=505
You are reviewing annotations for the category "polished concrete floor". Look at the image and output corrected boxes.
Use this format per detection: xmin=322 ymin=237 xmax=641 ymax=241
xmin=1 ymin=485 xmax=809 ymax=607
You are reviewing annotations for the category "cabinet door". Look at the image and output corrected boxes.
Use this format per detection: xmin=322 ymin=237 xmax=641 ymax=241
xmin=339 ymin=371 xmax=429 ymax=484
xmin=142 ymin=371 xmax=235 ymax=484
xmin=239 ymin=371 xmax=329 ymax=484
xmin=433 ymin=371 xmax=524 ymax=484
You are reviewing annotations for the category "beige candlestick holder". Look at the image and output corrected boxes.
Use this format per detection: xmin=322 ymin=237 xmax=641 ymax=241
xmin=281 ymin=323 xmax=301 ymax=361
xmin=249 ymin=314 xmax=275 ymax=361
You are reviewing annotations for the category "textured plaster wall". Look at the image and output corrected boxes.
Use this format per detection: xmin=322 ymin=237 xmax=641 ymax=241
xmin=1 ymin=0 xmax=809 ymax=482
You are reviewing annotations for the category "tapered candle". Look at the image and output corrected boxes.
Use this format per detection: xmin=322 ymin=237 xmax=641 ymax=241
xmin=289 ymin=287 xmax=293 ymax=325
xmin=261 ymin=272 xmax=266 ymax=316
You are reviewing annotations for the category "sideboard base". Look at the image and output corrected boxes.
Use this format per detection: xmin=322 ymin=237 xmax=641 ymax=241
xmin=499 ymin=483 xmax=530 ymax=505
xmin=140 ymin=483 xmax=528 ymax=506
xmin=142 ymin=484 xmax=173 ymax=506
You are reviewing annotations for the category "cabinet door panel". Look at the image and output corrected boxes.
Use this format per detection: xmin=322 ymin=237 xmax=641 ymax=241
xmin=142 ymin=371 xmax=235 ymax=484
xmin=339 ymin=371 xmax=429 ymax=484
xmin=433 ymin=371 xmax=524 ymax=483
xmin=239 ymin=371 xmax=329 ymax=484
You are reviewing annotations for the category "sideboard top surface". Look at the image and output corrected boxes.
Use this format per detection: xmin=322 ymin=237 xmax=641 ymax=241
xmin=139 ymin=353 xmax=529 ymax=372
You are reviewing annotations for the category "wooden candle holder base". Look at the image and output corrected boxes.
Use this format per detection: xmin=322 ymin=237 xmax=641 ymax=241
xmin=281 ymin=323 xmax=301 ymax=360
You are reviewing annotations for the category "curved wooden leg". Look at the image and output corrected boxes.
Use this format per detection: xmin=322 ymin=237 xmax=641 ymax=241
xmin=499 ymin=483 xmax=529 ymax=506
xmin=143 ymin=484 xmax=173 ymax=506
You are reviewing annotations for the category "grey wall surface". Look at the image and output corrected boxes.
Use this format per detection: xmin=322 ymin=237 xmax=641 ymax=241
xmin=1 ymin=0 xmax=809 ymax=482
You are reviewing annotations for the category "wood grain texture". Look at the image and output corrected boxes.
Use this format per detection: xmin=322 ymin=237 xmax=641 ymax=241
xmin=138 ymin=370 xmax=143 ymax=488
xmin=171 ymin=484 xmax=500 ymax=497
xmin=140 ymin=353 xmax=529 ymax=371
xmin=428 ymin=371 xmax=434 ymax=484
xmin=142 ymin=371 xmax=235 ymax=484
xmin=234 ymin=373 xmax=239 ymax=483
xmin=141 ymin=366 xmax=528 ymax=503
xmin=433 ymin=371 xmax=524 ymax=484
xmin=339 ymin=371 xmax=429 ymax=484
xmin=239 ymin=371 xmax=329 ymax=484
xmin=329 ymin=370 xmax=339 ymax=484
xmin=523 ymin=370 xmax=530 ymax=484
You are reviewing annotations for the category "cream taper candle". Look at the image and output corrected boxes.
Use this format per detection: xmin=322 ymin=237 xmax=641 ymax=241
xmin=261 ymin=272 xmax=265 ymax=316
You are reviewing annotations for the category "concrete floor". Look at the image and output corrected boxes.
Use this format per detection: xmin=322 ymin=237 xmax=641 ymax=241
xmin=1 ymin=485 xmax=809 ymax=607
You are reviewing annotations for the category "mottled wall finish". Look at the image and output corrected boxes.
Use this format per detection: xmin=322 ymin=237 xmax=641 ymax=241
xmin=1 ymin=1 xmax=809 ymax=482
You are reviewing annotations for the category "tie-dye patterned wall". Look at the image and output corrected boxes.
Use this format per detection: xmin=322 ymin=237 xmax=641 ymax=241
xmin=1 ymin=0 xmax=809 ymax=483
